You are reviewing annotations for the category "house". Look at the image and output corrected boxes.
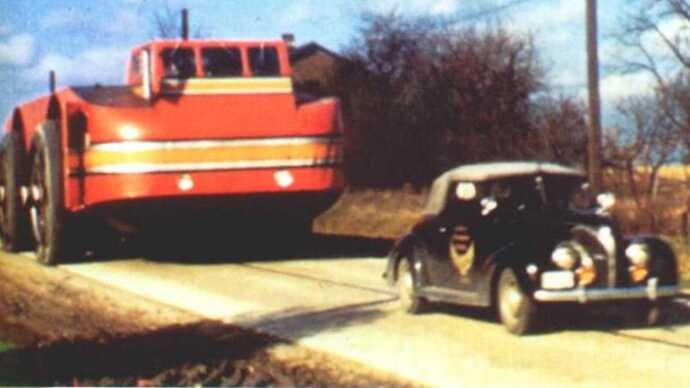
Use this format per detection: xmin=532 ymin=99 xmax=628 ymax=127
xmin=283 ymin=34 xmax=349 ymax=96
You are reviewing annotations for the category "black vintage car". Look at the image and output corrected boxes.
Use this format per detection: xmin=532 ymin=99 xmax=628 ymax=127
xmin=384 ymin=162 xmax=679 ymax=335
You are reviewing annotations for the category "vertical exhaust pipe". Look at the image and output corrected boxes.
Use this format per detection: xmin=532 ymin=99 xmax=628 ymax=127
xmin=49 ymin=70 xmax=56 ymax=93
xmin=181 ymin=8 xmax=189 ymax=40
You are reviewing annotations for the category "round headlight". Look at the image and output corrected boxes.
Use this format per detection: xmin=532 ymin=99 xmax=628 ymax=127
xmin=625 ymin=243 xmax=650 ymax=266
xmin=551 ymin=244 xmax=579 ymax=270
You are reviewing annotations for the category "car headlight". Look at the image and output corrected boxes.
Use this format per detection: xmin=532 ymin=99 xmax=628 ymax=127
xmin=551 ymin=244 xmax=579 ymax=270
xmin=625 ymin=243 xmax=650 ymax=266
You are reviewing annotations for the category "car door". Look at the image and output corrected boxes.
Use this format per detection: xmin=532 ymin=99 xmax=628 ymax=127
xmin=425 ymin=181 xmax=517 ymax=292
xmin=424 ymin=203 xmax=484 ymax=291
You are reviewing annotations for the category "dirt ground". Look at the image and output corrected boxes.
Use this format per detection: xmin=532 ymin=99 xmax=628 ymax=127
xmin=0 ymin=254 xmax=410 ymax=386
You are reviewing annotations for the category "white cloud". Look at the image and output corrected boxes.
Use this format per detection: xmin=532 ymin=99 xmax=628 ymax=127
xmin=595 ymin=72 xmax=656 ymax=102
xmin=0 ymin=23 xmax=11 ymax=36
xmin=281 ymin=1 xmax=314 ymax=26
xmin=364 ymin=0 xmax=460 ymax=16
xmin=40 ymin=8 xmax=90 ymax=30
xmin=506 ymin=0 xmax=583 ymax=38
xmin=0 ymin=34 xmax=35 ymax=65
xmin=23 ymin=46 xmax=130 ymax=86
xmin=103 ymin=10 xmax=143 ymax=35
xmin=551 ymin=68 xmax=583 ymax=87
xmin=430 ymin=0 xmax=459 ymax=16
xmin=639 ymin=15 xmax=690 ymax=60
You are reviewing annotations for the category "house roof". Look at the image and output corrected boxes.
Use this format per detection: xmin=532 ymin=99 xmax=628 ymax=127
xmin=290 ymin=42 xmax=345 ymax=63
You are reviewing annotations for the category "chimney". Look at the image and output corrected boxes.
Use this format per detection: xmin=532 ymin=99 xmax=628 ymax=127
xmin=282 ymin=33 xmax=295 ymax=48
xmin=181 ymin=8 xmax=189 ymax=40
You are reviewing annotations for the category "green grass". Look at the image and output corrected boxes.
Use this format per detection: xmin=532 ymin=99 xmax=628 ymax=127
xmin=0 ymin=341 xmax=13 ymax=353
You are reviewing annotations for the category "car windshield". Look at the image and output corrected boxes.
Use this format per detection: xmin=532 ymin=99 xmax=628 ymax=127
xmin=542 ymin=175 xmax=591 ymax=210
xmin=482 ymin=175 xmax=589 ymax=211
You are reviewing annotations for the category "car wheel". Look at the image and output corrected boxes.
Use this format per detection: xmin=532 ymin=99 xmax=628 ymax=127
xmin=0 ymin=131 xmax=31 ymax=251
xmin=29 ymin=121 xmax=67 ymax=265
xmin=497 ymin=268 xmax=537 ymax=335
xmin=396 ymin=258 xmax=427 ymax=314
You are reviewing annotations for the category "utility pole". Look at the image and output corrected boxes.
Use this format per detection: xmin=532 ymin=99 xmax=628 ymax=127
xmin=586 ymin=0 xmax=602 ymax=192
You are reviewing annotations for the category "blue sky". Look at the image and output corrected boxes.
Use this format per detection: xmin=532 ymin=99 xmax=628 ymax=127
xmin=0 ymin=0 xmax=667 ymax=127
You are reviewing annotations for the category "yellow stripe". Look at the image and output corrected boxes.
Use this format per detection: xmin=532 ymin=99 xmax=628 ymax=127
xmin=81 ymin=140 xmax=342 ymax=173
xmin=161 ymin=77 xmax=293 ymax=95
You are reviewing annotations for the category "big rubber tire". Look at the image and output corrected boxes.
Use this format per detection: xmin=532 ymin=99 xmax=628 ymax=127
xmin=396 ymin=258 xmax=427 ymax=314
xmin=29 ymin=121 xmax=66 ymax=265
xmin=497 ymin=268 xmax=537 ymax=335
xmin=0 ymin=131 xmax=31 ymax=251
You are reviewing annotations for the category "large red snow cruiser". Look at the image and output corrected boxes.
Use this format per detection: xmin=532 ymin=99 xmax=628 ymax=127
xmin=0 ymin=21 xmax=344 ymax=264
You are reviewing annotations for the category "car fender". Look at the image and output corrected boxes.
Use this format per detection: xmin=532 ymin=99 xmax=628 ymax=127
xmin=482 ymin=242 xmax=542 ymax=305
xmin=625 ymin=235 xmax=678 ymax=285
xmin=385 ymin=233 xmax=427 ymax=288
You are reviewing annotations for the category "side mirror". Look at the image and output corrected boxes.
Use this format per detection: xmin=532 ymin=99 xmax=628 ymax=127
xmin=480 ymin=197 xmax=497 ymax=216
xmin=596 ymin=192 xmax=616 ymax=215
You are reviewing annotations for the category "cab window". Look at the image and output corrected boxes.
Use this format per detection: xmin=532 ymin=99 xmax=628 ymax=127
xmin=161 ymin=48 xmax=196 ymax=78
xmin=202 ymin=47 xmax=243 ymax=77
xmin=248 ymin=46 xmax=280 ymax=76
xmin=129 ymin=53 xmax=141 ymax=80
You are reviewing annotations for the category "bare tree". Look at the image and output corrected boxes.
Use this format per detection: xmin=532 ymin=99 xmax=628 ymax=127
xmin=604 ymin=93 xmax=682 ymax=231
xmin=337 ymin=13 xmax=586 ymax=186
xmin=150 ymin=7 xmax=207 ymax=39
xmin=616 ymin=0 xmax=690 ymax=150
xmin=615 ymin=0 xmax=690 ymax=233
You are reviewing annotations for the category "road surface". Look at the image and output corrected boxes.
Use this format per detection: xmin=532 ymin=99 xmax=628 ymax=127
xmin=13 ymin=236 xmax=690 ymax=387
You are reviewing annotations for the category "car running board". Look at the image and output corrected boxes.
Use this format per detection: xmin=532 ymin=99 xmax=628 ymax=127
xmin=419 ymin=286 xmax=487 ymax=307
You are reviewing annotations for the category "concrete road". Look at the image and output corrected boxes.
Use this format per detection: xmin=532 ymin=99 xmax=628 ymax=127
xmin=47 ymin=237 xmax=690 ymax=387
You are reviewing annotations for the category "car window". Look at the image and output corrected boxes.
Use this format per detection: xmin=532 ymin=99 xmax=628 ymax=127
xmin=202 ymin=47 xmax=243 ymax=77
xmin=161 ymin=48 xmax=196 ymax=78
xmin=248 ymin=46 xmax=280 ymax=76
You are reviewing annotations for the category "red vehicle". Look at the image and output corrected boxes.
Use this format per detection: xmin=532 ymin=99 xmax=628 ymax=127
xmin=0 ymin=35 xmax=344 ymax=264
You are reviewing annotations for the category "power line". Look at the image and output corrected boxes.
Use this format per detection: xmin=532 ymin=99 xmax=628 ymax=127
xmin=456 ymin=0 xmax=549 ymax=22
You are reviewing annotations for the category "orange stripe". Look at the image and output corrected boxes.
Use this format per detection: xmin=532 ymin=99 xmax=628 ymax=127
xmin=83 ymin=143 xmax=342 ymax=170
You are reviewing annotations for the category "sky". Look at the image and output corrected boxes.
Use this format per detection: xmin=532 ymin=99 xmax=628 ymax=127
xmin=0 ymin=0 xmax=670 ymax=128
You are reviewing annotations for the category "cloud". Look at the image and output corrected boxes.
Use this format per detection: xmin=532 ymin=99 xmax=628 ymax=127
xmin=23 ymin=46 xmax=130 ymax=86
xmin=364 ymin=0 xmax=460 ymax=16
xmin=506 ymin=0 xmax=583 ymax=37
xmin=103 ymin=10 xmax=143 ymax=35
xmin=596 ymin=72 xmax=656 ymax=102
xmin=40 ymin=8 xmax=91 ymax=30
xmin=281 ymin=1 xmax=314 ymax=26
xmin=0 ymin=34 xmax=35 ymax=65
xmin=640 ymin=15 xmax=690 ymax=60
xmin=430 ymin=0 xmax=459 ymax=15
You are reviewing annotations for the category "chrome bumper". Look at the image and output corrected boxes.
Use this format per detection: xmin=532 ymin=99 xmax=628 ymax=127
xmin=534 ymin=278 xmax=679 ymax=303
